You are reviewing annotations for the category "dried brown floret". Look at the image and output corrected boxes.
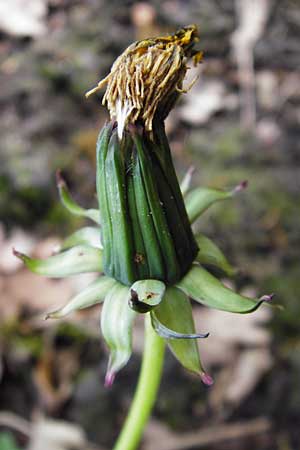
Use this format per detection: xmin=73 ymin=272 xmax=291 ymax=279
xmin=86 ymin=25 xmax=202 ymax=135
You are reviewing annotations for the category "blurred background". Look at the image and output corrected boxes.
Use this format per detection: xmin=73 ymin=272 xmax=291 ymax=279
xmin=0 ymin=0 xmax=299 ymax=449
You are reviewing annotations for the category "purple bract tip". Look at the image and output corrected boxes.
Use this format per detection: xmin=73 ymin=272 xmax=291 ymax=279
xmin=56 ymin=169 xmax=65 ymax=187
xmin=260 ymin=293 xmax=275 ymax=302
xmin=104 ymin=371 xmax=115 ymax=388
xmin=200 ymin=372 xmax=214 ymax=386
xmin=233 ymin=180 xmax=249 ymax=194
xmin=12 ymin=247 xmax=23 ymax=260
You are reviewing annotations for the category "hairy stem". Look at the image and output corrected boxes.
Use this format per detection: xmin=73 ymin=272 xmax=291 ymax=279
xmin=113 ymin=313 xmax=165 ymax=450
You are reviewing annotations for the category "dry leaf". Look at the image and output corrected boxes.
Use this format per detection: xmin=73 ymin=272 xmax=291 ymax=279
xmin=29 ymin=418 xmax=86 ymax=450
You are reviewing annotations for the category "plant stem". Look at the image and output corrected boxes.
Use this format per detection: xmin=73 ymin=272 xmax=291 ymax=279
xmin=113 ymin=313 xmax=165 ymax=450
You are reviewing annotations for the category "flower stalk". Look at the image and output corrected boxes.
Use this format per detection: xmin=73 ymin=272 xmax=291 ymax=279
xmin=113 ymin=314 xmax=165 ymax=450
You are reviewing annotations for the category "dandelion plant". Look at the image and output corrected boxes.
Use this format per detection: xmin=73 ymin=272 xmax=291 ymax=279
xmin=14 ymin=25 xmax=274 ymax=450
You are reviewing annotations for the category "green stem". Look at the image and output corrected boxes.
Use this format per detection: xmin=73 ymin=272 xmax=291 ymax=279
xmin=113 ymin=313 xmax=165 ymax=450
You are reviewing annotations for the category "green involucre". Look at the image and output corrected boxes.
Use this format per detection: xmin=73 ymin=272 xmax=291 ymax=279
xmin=96 ymin=123 xmax=198 ymax=285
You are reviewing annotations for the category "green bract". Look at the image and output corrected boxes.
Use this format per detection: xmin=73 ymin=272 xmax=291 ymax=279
xmin=151 ymin=287 xmax=210 ymax=384
xmin=60 ymin=226 xmax=102 ymax=250
xmin=194 ymin=233 xmax=235 ymax=276
xmin=101 ymin=283 xmax=137 ymax=387
xmin=46 ymin=276 xmax=117 ymax=319
xmin=13 ymin=245 xmax=103 ymax=277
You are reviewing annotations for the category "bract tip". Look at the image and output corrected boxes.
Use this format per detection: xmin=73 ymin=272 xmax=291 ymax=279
xmin=12 ymin=247 xmax=25 ymax=261
xmin=233 ymin=180 xmax=248 ymax=194
xmin=200 ymin=372 xmax=214 ymax=386
xmin=260 ymin=293 xmax=275 ymax=302
xmin=56 ymin=169 xmax=65 ymax=188
xmin=104 ymin=371 xmax=116 ymax=388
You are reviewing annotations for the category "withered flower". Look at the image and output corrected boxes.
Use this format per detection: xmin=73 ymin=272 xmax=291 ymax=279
xmin=86 ymin=25 xmax=203 ymax=137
